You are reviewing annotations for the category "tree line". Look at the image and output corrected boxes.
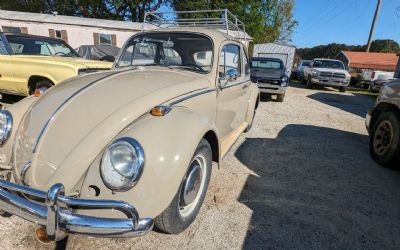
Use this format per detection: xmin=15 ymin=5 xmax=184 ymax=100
xmin=0 ymin=0 xmax=297 ymax=45
xmin=297 ymin=39 xmax=400 ymax=60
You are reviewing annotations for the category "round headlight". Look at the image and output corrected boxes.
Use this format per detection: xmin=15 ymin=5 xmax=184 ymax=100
xmin=100 ymin=137 xmax=144 ymax=191
xmin=0 ymin=110 xmax=13 ymax=145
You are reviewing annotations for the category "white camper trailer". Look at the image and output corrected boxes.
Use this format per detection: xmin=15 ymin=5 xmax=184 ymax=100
xmin=253 ymin=43 xmax=296 ymax=76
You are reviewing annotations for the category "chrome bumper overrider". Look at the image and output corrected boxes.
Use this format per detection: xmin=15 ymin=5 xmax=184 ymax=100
xmin=0 ymin=179 xmax=153 ymax=241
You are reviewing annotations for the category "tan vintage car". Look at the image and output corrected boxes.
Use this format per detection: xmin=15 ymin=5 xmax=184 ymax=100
xmin=0 ymin=23 xmax=259 ymax=241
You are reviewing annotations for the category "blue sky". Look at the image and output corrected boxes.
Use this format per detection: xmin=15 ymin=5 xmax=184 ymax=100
xmin=292 ymin=0 xmax=400 ymax=48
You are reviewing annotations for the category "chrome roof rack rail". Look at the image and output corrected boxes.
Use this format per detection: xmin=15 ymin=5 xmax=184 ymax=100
xmin=141 ymin=9 xmax=248 ymax=43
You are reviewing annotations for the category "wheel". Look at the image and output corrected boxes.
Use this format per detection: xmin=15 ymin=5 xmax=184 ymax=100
xmin=301 ymin=75 xmax=307 ymax=84
xmin=306 ymin=76 xmax=313 ymax=89
xmin=276 ymin=93 xmax=285 ymax=102
xmin=155 ymin=139 xmax=212 ymax=234
xmin=244 ymin=109 xmax=256 ymax=132
xmin=339 ymin=86 xmax=346 ymax=92
xmin=369 ymin=111 xmax=400 ymax=167
xmin=29 ymin=80 xmax=54 ymax=95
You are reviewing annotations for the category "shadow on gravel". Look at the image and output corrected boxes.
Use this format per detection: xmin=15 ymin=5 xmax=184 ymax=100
xmin=235 ymin=124 xmax=400 ymax=249
xmin=307 ymin=92 xmax=375 ymax=118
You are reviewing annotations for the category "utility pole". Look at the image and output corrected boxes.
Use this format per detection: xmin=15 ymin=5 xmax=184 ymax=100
xmin=366 ymin=0 xmax=382 ymax=52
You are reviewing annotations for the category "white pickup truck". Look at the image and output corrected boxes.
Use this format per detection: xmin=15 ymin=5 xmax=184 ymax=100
xmin=303 ymin=58 xmax=351 ymax=92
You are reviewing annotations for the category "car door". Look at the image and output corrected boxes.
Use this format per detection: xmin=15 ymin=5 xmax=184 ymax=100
xmin=0 ymin=35 xmax=16 ymax=93
xmin=216 ymin=42 xmax=250 ymax=139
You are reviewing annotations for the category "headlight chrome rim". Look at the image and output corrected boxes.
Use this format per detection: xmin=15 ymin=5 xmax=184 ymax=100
xmin=100 ymin=137 xmax=144 ymax=192
xmin=0 ymin=110 xmax=13 ymax=145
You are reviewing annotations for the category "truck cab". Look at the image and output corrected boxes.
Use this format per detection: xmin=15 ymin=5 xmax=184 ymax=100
xmin=250 ymin=57 xmax=288 ymax=102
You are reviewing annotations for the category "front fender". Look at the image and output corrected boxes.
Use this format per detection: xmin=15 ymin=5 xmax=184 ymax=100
xmin=79 ymin=107 xmax=217 ymax=218
xmin=0 ymin=97 xmax=36 ymax=166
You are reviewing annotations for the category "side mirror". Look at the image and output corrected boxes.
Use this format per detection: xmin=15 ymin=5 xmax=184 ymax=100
xmin=219 ymin=68 xmax=238 ymax=88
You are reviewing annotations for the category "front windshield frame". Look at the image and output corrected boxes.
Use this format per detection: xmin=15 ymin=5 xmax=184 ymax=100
xmin=114 ymin=31 xmax=214 ymax=74
xmin=312 ymin=60 xmax=345 ymax=69
xmin=5 ymin=34 xmax=80 ymax=57
xmin=250 ymin=59 xmax=284 ymax=70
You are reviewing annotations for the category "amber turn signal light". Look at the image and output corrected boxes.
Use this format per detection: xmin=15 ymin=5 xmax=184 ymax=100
xmin=150 ymin=105 xmax=171 ymax=116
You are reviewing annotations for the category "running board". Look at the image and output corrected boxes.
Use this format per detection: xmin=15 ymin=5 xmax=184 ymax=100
xmin=221 ymin=122 xmax=248 ymax=157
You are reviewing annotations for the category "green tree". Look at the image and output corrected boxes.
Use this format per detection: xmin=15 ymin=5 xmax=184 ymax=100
xmin=297 ymin=40 xmax=400 ymax=60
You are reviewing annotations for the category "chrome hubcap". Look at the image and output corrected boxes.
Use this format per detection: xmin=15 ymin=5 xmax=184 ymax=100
xmin=181 ymin=164 xmax=201 ymax=206
xmin=373 ymin=120 xmax=394 ymax=156
xmin=179 ymin=154 xmax=206 ymax=218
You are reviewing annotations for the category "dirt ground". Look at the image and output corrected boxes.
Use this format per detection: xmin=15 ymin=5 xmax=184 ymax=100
xmin=1 ymin=83 xmax=399 ymax=250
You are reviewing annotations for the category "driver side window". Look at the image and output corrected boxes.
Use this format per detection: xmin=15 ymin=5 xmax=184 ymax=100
xmin=219 ymin=44 xmax=242 ymax=79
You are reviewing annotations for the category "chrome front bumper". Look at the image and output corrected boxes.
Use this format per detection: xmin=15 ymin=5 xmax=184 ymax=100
xmin=311 ymin=77 xmax=349 ymax=87
xmin=0 ymin=179 xmax=153 ymax=241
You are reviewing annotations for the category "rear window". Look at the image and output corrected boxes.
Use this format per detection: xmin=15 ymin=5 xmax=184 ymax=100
xmin=250 ymin=59 xmax=283 ymax=70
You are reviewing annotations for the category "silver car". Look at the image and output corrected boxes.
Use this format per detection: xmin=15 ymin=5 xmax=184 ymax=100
xmin=366 ymin=79 xmax=400 ymax=167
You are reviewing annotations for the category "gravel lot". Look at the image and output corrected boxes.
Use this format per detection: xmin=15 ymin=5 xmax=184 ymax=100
xmin=1 ymin=83 xmax=400 ymax=250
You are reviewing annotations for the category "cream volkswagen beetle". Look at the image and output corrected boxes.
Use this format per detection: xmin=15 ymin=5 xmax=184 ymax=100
xmin=0 ymin=27 xmax=259 ymax=242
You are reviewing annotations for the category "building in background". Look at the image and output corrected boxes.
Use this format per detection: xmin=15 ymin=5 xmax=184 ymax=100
xmin=0 ymin=9 xmax=154 ymax=48
xmin=336 ymin=51 xmax=399 ymax=75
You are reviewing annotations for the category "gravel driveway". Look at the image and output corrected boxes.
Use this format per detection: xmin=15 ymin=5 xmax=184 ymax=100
xmin=1 ymin=83 xmax=399 ymax=250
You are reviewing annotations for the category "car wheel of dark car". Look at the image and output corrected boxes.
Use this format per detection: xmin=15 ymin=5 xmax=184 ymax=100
xmin=276 ymin=93 xmax=285 ymax=102
xmin=306 ymin=76 xmax=313 ymax=89
xmin=339 ymin=86 xmax=347 ymax=92
xmin=155 ymin=139 xmax=212 ymax=234
xmin=369 ymin=111 xmax=400 ymax=168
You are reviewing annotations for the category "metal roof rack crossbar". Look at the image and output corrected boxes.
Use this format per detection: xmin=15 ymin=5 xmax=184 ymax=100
xmin=142 ymin=9 xmax=247 ymax=42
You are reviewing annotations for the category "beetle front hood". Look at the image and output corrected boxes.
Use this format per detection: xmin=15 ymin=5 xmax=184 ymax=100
xmin=14 ymin=68 xmax=211 ymax=191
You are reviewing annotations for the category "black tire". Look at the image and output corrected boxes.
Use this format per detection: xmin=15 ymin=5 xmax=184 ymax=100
xmin=276 ymin=93 xmax=285 ymax=102
xmin=155 ymin=139 xmax=212 ymax=234
xmin=369 ymin=111 xmax=400 ymax=168
xmin=29 ymin=80 xmax=54 ymax=95
xmin=339 ymin=86 xmax=347 ymax=92
xmin=245 ymin=109 xmax=256 ymax=132
xmin=301 ymin=75 xmax=307 ymax=84
xmin=306 ymin=76 xmax=313 ymax=89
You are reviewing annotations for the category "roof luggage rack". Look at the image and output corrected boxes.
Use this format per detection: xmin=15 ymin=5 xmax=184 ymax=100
xmin=142 ymin=9 xmax=249 ymax=42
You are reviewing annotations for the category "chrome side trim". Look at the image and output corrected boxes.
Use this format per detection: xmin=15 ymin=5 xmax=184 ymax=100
xmin=0 ymin=179 xmax=153 ymax=240
xmin=32 ymin=71 xmax=122 ymax=153
xmin=169 ymin=88 xmax=215 ymax=106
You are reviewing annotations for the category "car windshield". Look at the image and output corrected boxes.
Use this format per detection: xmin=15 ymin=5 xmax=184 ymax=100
xmin=313 ymin=60 xmax=344 ymax=69
xmin=250 ymin=59 xmax=283 ymax=70
xmin=302 ymin=61 xmax=311 ymax=67
xmin=116 ymin=32 xmax=213 ymax=73
xmin=6 ymin=35 xmax=79 ymax=57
